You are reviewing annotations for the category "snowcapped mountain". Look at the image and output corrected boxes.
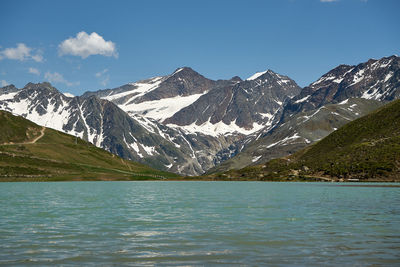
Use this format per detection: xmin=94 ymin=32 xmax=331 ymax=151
xmin=83 ymin=67 xmax=216 ymax=122
xmin=283 ymin=55 xmax=400 ymax=119
xmin=164 ymin=69 xmax=300 ymax=136
xmin=0 ymin=67 xmax=301 ymax=175
xmin=3 ymin=56 xmax=397 ymax=176
xmin=86 ymin=67 xmax=301 ymax=137
xmin=210 ymin=55 xmax=400 ymax=173
xmin=82 ymin=67 xmax=301 ymax=174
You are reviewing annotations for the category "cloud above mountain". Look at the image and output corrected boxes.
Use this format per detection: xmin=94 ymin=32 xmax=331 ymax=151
xmin=95 ymin=68 xmax=110 ymax=86
xmin=58 ymin=31 xmax=118 ymax=59
xmin=0 ymin=43 xmax=43 ymax=62
xmin=0 ymin=80 xmax=8 ymax=87
xmin=44 ymin=71 xmax=79 ymax=87
xmin=28 ymin=67 xmax=40 ymax=75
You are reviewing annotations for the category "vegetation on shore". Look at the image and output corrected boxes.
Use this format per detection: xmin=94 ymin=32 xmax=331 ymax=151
xmin=0 ymin=111 xmax=179 ymax=181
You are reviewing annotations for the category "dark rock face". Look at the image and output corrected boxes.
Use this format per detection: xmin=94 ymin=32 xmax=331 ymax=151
xmin=133 ymin=67 xmax=215 ymax=103
xmin=164 ymin=69 xmax=301 ymax=129
xmin=0 ymin=84 xmax=18 ymax=94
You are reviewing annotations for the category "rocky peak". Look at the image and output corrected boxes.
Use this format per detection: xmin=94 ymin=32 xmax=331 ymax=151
xmin=0 ymin=84 xmax=18 ymax=93
xmin=170 ymin=66 xmax=200 ymax=77
xmin=283 ymin=55 xmax=400 ymax=122
xmin=23 ymin=82 xmax=58 ymax=93
xmin=134 ymin=67 xmax=215 ymax=102
xmin=230 ymin=76 xmax=242 ymax=82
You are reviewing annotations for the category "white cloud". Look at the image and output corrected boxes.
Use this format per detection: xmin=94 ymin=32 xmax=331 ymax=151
xmin=0 ymin=43 xmax=43 ymax=62
xmin=1 ymin=80 xmax=8 ymax=87
xmin=59 ymin=31 xmax=118 ymax=59
xmin=31 ymin=54 xmax=44 ymax=62
xmin=28 ymin=67 xmax=40 ymax=75
xmin=44 ymin=71 xmax=79 ymax=87
xmin=95 ymin=68 xmax=110 ymax=86
xmin=95 ymin=68 xmax=108 ymax=77
xmin=100 ymin=76 xmax=110 ymax=87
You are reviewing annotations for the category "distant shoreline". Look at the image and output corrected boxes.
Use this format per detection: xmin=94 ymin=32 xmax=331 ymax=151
xmin=1 ymin=177 xmax=399 ymax=184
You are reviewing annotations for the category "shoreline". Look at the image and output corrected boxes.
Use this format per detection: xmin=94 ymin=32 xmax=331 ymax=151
xmin=1 ymin=176 xmax=399 ymax=183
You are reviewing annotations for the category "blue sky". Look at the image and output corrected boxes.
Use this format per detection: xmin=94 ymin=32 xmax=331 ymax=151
xmin=0 ymin=0 xmax=399 ymax=95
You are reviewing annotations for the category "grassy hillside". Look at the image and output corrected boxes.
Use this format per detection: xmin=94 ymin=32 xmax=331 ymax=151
xmin=211 ymin=100 xmax=400 ymax=182
xmin=0 ymin=111 xmax=179 ymax=181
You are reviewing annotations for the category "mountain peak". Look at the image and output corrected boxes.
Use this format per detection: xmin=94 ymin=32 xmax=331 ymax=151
xmin=230 ymin=76 xmax=242 ymax=82
xmin=245 ymin=69 xmax=281 ymax=81
xmin=23 ymin=82 xmax=58 ymax=92
xmin=0 ymin=84 xmax=17 ymax=93
xmin=170 ymin=67 xmax=201 ymax=77
xmin=246 ymin=70 xmax=269 ymax=81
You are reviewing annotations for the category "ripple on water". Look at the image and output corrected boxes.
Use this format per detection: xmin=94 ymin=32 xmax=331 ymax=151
xmin=0 ymin=181 xmax=399 ymax=266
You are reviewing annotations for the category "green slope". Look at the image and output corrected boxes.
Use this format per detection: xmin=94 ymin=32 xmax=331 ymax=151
xmin=211 ymin=99 xmax=400 ymax=182
xmin=0 ymin=111 xmax=179 ymax=181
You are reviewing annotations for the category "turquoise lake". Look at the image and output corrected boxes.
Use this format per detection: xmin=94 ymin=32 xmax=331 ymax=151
xmin=0 ymin=181 xmax=399 ymax=266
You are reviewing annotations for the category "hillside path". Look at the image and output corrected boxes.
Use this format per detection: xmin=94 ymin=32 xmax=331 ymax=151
xmin=27 ymin=127 xmax=46 ymax=144
xmin=1 ymin=126 xmax=46 ymax=146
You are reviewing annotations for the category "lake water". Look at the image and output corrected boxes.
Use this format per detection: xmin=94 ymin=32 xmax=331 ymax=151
xmin=0 ymin=181 xmax=399 ymax=266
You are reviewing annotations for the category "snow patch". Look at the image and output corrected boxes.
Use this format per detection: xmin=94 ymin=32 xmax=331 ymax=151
xmin=259 ymin=112 xmax=273 ymax=120
xmin=333 ymin=78 xmax=344 ymax=83
xmin=142 ymin=144 xmax=157 ymax=156
xmin=379 ymin=58 xmax=393 ymax=68
xmin=267 ymin=133 xmax=301 ymax=149
xmin=105 ymin=76 xmax=163 ymax=102
xmin=0 ymin=92 xmax=17 ymax=101
xmin=350 ymin=69 xmax=365 ymax=86
xmin=361 ymin=87 xmax=382 ymax=100
xmin=294 ymin=95 xmax=310 ymax=104
xmin=384 ymin=72 xmax=393 ymax=82
xmin=165 ymin=163 xmax=173 ymax=169
xmin=172 ymin=68 xmax=184 ymax=75
xmin=121 ymin=92 xmax=207 ymax=122
xmin=168 ymin=118 xmax=265 ymax=137
xmin=246 ymin=70 xmax=267 ymax=81
xmin=63 ymin=92 xmax=74 ymax=98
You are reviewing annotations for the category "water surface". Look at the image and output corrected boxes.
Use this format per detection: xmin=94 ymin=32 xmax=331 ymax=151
xmin=1 ymin=181 xmax=399 ymax=266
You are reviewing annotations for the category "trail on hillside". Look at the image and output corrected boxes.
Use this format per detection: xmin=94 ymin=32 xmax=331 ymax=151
xmin=1 ymin=126 xmax=45 ymax=145
xmin=27 ymin=127 xmax=46 ymax=144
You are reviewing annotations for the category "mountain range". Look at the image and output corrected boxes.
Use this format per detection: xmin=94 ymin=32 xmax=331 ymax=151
xmin=0 ymin=55 xmax=399 ymax=176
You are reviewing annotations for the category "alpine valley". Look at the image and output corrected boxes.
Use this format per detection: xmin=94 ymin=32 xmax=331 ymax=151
xmin=0 ymin=55 xmax=399 ymax=177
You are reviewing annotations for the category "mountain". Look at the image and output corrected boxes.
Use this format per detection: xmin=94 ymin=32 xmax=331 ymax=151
xmin=0 ymin=67 xmax=301 ymax=175
xmin=211 ymin=99 xmax=400 ymax=181
xmin=86 ymin=67 xmax=300 ymax=136
xmin=164 ymin=69 xmax=300 ymax=132
xmin=0 ymin=110 xmax=179 ymax=181
xmin=210 ymin=55 xmax=400 ymax=173
xmin=82 ymin=67 xmax=301 ymax=173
